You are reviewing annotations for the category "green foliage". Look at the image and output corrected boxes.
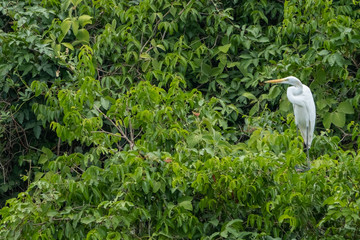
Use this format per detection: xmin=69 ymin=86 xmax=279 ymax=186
xmin=1 ymin=0 xmax=360 ymax=239
xmin=1 ymin=116 xmax=360 ymax=238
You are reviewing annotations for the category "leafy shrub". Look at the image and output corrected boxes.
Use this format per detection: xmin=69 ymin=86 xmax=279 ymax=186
xmin=1 ymin=0 xmax=360 ymax=239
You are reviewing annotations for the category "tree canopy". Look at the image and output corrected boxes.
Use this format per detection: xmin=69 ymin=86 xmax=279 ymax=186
xmin=0 ymin=0 xmax=360 ymax=239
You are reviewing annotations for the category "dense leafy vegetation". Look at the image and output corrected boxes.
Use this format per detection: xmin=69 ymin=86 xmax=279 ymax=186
xmin=1 ymin=0 xmax=360 ymax=238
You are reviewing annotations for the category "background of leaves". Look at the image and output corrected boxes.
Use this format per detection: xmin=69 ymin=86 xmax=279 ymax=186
xmin=0 ymin=0 xmax=360 ymax=238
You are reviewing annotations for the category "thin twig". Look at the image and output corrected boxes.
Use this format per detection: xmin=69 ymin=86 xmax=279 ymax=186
xmin=178 ymin=0 xmax=193 ymax=16
xmin=94 ymin=106 xmax=134 ymax=149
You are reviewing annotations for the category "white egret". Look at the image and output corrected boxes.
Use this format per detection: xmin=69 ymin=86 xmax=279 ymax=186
xmin=265 ymin=76 xmax=316 ymax=171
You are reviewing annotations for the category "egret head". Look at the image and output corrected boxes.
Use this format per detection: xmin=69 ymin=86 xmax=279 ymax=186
xmin=265 ymin=76 xmax=302 ymax=86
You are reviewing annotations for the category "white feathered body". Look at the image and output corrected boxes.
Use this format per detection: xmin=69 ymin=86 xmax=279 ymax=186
xmin=286 ymin=84 xmax=316 ymax=148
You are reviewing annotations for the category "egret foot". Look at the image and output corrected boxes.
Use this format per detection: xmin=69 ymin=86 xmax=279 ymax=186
xmin=295 ymin=164 xmax=310 ymax=172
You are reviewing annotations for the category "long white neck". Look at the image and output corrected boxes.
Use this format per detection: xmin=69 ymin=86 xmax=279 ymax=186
xmin=287 ymin=84 xmax=304 ymax=106
xmin=291 ymin=83 xmax=303 ymax=95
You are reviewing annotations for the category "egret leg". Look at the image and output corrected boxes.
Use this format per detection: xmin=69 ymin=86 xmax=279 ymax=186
xmin=295 ymin=125 xmax=311 ymax=172
xmin=296 ymin=126 xmax=300 ymax=148
xmin=294 ymin=125 xmax=302 ymax=172
xmin=306 ymin=146 xmax=310 ymax=168
xmin=306 ymin=125 xmax=310 ymax=170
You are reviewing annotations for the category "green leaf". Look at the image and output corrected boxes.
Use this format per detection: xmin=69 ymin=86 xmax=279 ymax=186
xmin=55 ymin=44 xmax=61 ymax=55
xmin=72 ymin=20 xmax=79 ymax=36
xmin=75 ymin=29 xmax=90 ymax=43
xmin=243 ymin=40 xmax=251 ymax=49
xmin=268 ymin=85 xmax=281 ymax=99
xmin=142 ymin=181 xmax=150 ymax=194
xmin=318 ymin=50 xmax=329 ymax=56
xmin=334 ymin=52 xmax=344 ymax=67
xmin=152 ymin=181 xmax=161 ymax=193
xmin=323 ymin=112 xmax=331 ymax=129
xmin=279 ymin=98 xmax=291 ymax=112
xmin=78 ymin=15 xmax=92 ymax=27
xmin=258 ymin=37 xmax=269 ymax=43
xmin=278 ymin=214 xmax=292 ymax=223
xmin=100 ymin=97 xmax=110 ymax=110
xmin=328 ymin=54 xmax=336 ymax=66
xmin=179 ymin=200 xmax=193 ymax=211
xmin=249 ymin=103 xmax=259 ymax=116
xmin=200 ymin=63 xmax=212 ymax=77
xmin=218 ymin=44 xmax=231 ymax=53
xmin=242 ymin=92 xmax=257 ymax=100
xmin=61 ymin=42 xmax=74 ymax=50
xmin=211 ymin=67 xmax=223 ymax=76
xmin=46 ymin=210 xmax=58 ymax=217
xmin=310 ymin=68 xmax=327 ymax=88
xmin=140 ymin=53 xmax=151 ymax=59
xmin=316 ymin=98 xmax=328 ymax=110
xmin=81 ymin=216 xmax=96 ymax=224
xmin=134 ymin=167 xmax=143 ymax=182
xmin=330 ymin=111 xmax=345 ymax=127
xmin=33 ymin=125 xmax=41 ymax=139
xmin=17 ymin=112 xmax=24 ymax=124
xmin=337 ymin=101 xmax=354 ymax=114
xmin=141 ymin=61 xmax=151 ymax=72
xmin=61 ymin=19 xmax=72 ymax=36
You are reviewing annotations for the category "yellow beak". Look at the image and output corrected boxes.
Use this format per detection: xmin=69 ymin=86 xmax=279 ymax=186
xmin=265 ymin=78 xmax=286 ymax=83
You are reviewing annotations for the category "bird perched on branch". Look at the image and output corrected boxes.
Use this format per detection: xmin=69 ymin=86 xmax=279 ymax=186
xmin=265 ymin=76 xmax=316 ymax=171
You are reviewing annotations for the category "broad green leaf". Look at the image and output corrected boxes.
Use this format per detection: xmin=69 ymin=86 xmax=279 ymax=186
xmin=279 ymin=98 xmax=291 ymax=112
xmin=330 ymin=111 xmax=346 ymax=127
xmin=134 ymin=167 xmax=143 ymax=182
xmin=323 ymin=112 xmax=331 ymax=129
xmin=78 ymin=15 xmax=92 ymax=27
xmin=242 ymin=92 xmax=257 ymax=100
xmin=310 ymin=68 xmax=327 ymax=88
xmin=201 ymin=63 xmax=212 ymax=76
xmin=337 ymin=101 xmax=354 ymax=114
xmin=258 ymin=37 xmax=269 ymax=43
xmin=187 ymin=132 xmax=202 ymax=147
xmin=318 ymin=50 xmax=329 ymax=56
xmin=33 ymin=125 xmax=41 ymax=139
xmin=179 ymin=200 xmax=193 ymax=211
xmin=243 ymin=40 xmax=251 ymax=49
xmin=141 ymin=61 xmax=151 ymax=72
xmin=34 ymin=172 xmax=44 ymax=181
xmin=218 ymin=44 xmax=231 ymax=53
xmin=334 ymin=52 xmax=344 ymax=67
xmin=75 ymin=29 xmax=90 ymax=43
xmin=152 ymin=181 xmax=161 ymax=193
xmin=142 ymin=181 xmax=150 ymax=194
xmin=211 ymin=67 xmax=223 ymax=76
xmin=54 ymin=44 xmax=61 ymax=55
xmin=61 ymin=19 xmax=72 ymax=36
xmin=100 ymin=97 xmax=110 ymax=110
xmin=46 ymin=210 xmax=58 ymax=217
xmin=140 ymin=53 xmax=151 ymax=59
xmin=61 ymin=42 xmax=74 ymax=50
xmin=72 ymin=20 xmax=79 ymax=36
xmin=81 ymin=216 xmax=96 ymax=224
xmin=328 ymin=54 xmax=336 ymax=66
